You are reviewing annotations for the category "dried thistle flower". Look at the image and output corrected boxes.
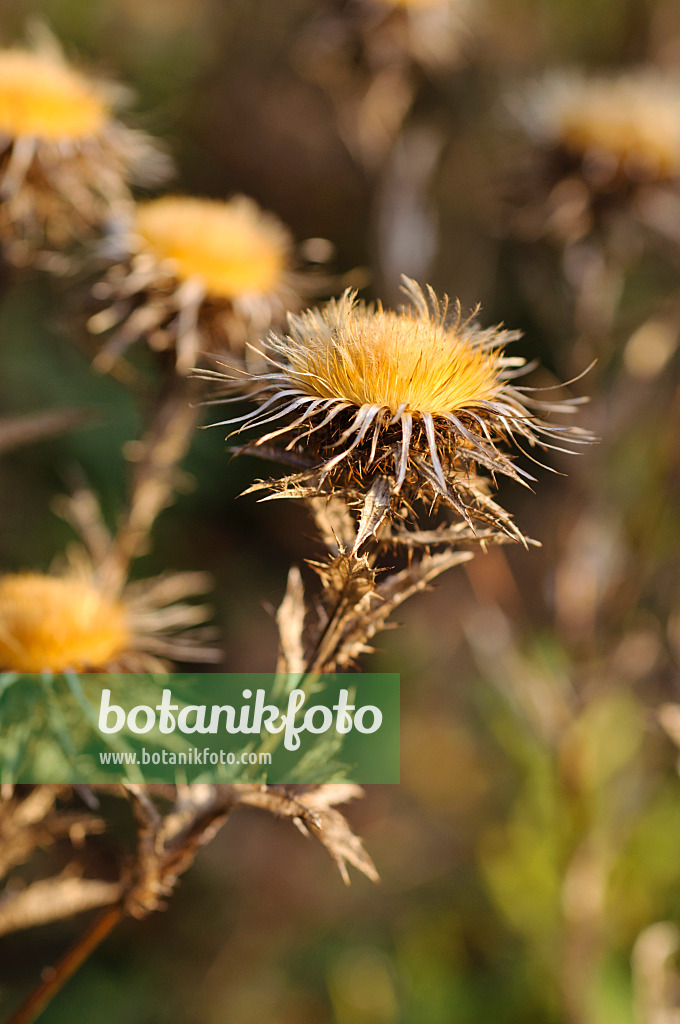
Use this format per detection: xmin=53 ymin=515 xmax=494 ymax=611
xmin=297 ymin=0 xmax=476 ymax=170
xmin=206 ymin=278 xmax=588 ymax=537
xmin=518 ymin=71 xmax=680 ymax=183
xmin=0 ymin=564 xmax=218 ymax=673
xmin=508 ymin=69 xmax=680 ymax=245
xmin=0 ymin=43 xmax=169 ymax=266
xmin=88 ymin=195 xmax=314 ymax=374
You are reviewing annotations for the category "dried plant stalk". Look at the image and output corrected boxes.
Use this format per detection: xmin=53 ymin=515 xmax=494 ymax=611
xmin=0 ymin=409 xmax=95 ymax=455
xmin=2 ymin=782 xmax=376 ymax=1024
xmin=203 ymin=277 xmax=589 ymax=676
xmin=108 ymin=373 xmax=200 ymax=583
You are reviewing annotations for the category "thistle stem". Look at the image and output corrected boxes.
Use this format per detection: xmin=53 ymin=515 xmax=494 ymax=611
xmin=5 ymin=905 xmax=124 ymax=1024
xmin=308 ymin=582 xmax=357 ymax=673
xmin=105 ymin=373 xmax=198 ymax=588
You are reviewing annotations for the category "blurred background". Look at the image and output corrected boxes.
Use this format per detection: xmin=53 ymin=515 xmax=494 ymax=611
xmin=3 ymin=0 xmax=680 ymax=1021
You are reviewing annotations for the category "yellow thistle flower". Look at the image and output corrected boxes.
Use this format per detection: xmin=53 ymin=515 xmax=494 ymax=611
xmin=206 ymin=279 xmax=589 ymax=532
xmin=0 ymin=44 xmax=168 ymax=265
xmin=0 ymin=567 xmax=218 ymax=673
xmin=0 ymin=49 xmax=108 ymax=139
xmin=89 ymin=195 xmax=314 ymax=374
xmin=517 ymin=70 xmax=680 ymax=182
xmin=134 ymin=196 xmax=290 ymax=301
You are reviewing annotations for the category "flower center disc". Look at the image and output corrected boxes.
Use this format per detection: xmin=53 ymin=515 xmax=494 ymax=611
xmin=288 ymin=308 xmax=501 ymax=416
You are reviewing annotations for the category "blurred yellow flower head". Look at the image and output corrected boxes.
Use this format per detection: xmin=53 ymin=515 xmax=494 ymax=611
xmin=0 ymin=572 xmax=129 ymax=673
xmin=0 ymin=42 xmax=169 ymax=265
xmin=519 ymin=70 xmax=680 ymax=180
xmin=0 ymin=49 xmax=108 ymax=141
xmin=91 ymin=194 xmax=315 ymax=374
xmin=0 ymin=566 xmax=218 ymax=673
xmin=133 ymin=196 xmax=291 ymax=302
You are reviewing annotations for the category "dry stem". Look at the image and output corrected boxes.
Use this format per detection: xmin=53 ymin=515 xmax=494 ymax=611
xmin=105 ymin=373 xmax=199 ymax=586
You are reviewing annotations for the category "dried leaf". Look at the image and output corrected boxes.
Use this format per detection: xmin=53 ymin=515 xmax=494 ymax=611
xmin=234 ymin=784 xmax=378 ymax=884
xmin=0 ymin=786 xmax=104 ymax=880
xmin=0 ymin=876 xmax=121 ymax=937
xmin=308 ymin=494 xmax=356 ymax=552
xmin=123 ymin=784 xmax=238 ymax=918
xmin=352 ymin=476 xmax=392 ymax=553
xmin=328 ymin=549 xmax=474 ymax=670
xmin=309 ymin=552 xmax=377 ymax=605
xmin=232 ymin=443 xmax=318 ymax=470
xmin=276 ymin=566 xmax=307 ymax=674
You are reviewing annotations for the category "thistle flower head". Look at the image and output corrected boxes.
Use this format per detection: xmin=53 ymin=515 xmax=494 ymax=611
xmin=132 ymin=196 xmax=291 ymax=301
xmin=0 ymin=572 xmax=128 ymax=672
xmin=90 ymin=195 xmax=314 ymax=374
xmin=0 ymin=42 xmax=169 ymax=266
xmin=517 ymin=70 xmax=680 ymax=182
xmin=0 ymin=565 xmax=218 ymax=673
xmin=0 ymin=48 xmax=108 ymax=140
xmin=207 ymin=279 xmax=589 ymax=536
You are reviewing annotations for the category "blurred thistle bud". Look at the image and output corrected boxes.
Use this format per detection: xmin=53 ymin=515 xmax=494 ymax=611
xmin=0 ymin=40 xmax=171 ymax=269
xmin=201 ymin=277 xmax=591 ymax=542
xmin=87 ymin=195 xmax=325 ymax=375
